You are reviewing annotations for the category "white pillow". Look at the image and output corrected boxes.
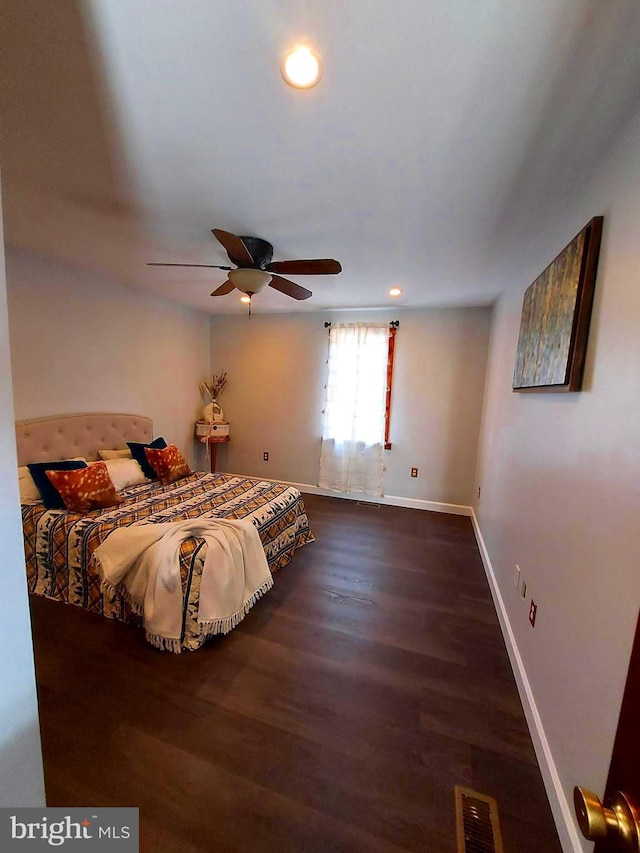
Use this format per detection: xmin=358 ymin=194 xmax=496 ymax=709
xmin=100 ymin=458 xmax=147 ymax=491
xmin=98 ymin=448 xmax=133 ymax=460
xmin=18 ymin=466 xmax=42 ymax=505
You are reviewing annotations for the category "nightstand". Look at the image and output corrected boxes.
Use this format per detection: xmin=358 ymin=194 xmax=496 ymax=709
xmin=195 ymin=422 xmax=230 ymax=474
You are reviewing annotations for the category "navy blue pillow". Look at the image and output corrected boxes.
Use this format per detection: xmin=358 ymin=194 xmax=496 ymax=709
xmin=27 ymin=460 xmax=88 ymax=509
xmin=126 ymin=437 xmax=167 ymax=479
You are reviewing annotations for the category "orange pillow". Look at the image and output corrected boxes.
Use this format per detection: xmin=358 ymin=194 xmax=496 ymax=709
xmin=144 ymin=444 xmax=191 ymax=485
xmin=46 ymin=461 xmax=123 ymax=514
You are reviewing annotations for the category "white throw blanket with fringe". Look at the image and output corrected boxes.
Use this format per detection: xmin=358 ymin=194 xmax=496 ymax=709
xmin=94 ymin=517 xmax=273 ymax=652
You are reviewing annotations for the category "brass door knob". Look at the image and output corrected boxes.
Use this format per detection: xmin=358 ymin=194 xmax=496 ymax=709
xmin=574 ymin=787 xmax=640 ymax=851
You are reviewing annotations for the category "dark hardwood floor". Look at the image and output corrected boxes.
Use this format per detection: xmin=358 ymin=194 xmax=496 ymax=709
xmin=29 ymin=494 xmax=562 ymax=852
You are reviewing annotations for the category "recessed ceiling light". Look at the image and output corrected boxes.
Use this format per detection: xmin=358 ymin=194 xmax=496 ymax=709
xmin=281 ymin=46 xmax=322 ymax=89
xmin=389 ymin=287 xmax=403 ymax=297
xmin=240 ymin=295 xmax=251 ymax=304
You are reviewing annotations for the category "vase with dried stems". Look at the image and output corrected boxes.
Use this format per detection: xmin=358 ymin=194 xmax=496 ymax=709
xmin=200 ymin=371 xmax=227 ymax=423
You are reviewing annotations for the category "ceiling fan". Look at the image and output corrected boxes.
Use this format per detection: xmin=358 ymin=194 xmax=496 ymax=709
xmin=148 ymin=229 xmax=342 ymax=304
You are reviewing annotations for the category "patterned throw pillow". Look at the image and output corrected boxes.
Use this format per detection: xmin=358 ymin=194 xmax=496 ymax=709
xmin=127 ymin=437 xmax=167 ymax=478
xmin=144 ymin=444 xmax=191 ymax=485
xmin=46 ymin=461 xmax=123 ymax=514
xmin=27 ymin=459 xmax=88 ymax=509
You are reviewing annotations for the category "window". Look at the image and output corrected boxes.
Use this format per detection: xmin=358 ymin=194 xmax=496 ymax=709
xmin=318 ymin=323 xmax=394 ymax=496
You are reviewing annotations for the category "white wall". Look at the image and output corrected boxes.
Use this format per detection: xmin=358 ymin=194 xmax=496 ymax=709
xmin=475 ymin=108 xmax=640 ymax=851
xmin=0 ymin=195 xmax=45 ymax=806
xmin=6 ymin=249 xmax=211 ymax=469
xmin=211 ymin=306 xmax=492 ymax=507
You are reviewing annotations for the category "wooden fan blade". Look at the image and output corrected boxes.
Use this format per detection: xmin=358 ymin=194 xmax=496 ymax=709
xmin=210 ymin=280 xmax=236 ymax=296
xmin=212 ymin=229 xmax=253 ymax=266
xmin=147 ymin=263 xmax=232 ymax=269
xmin=266 ymin=259 xmax=342 ymax=275
xmin=269 ymin=275 xmax=312 ymax=301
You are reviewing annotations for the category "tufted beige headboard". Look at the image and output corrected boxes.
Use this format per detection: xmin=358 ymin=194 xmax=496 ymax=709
xmin=15 ymin=413 xmax=153 ymax=466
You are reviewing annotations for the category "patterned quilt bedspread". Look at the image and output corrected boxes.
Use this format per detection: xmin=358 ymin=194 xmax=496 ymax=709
xmin=23 ymin=472 xmax=314 ymax=651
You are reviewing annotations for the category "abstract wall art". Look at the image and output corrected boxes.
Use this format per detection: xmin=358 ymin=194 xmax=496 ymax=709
xmin=513 ymin=216 xmax=603 ymax=392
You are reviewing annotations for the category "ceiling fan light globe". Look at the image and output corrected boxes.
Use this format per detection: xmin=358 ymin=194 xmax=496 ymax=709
xmin=228 ymin=268 xmax=272 ymax=294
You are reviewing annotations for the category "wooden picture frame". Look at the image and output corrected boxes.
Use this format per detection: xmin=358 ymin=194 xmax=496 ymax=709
xmin=512 ymin=216 xmax=603 ymax=392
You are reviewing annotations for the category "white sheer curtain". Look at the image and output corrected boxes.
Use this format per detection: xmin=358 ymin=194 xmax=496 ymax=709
xmin=318 ymin=323 xmax=388 ymax=496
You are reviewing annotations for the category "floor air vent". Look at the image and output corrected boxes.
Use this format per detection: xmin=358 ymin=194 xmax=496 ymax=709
xmin=455 ymin=786 xmax=504 ymax=853
xmin=356 ymin=501 xmax=381 ymax=508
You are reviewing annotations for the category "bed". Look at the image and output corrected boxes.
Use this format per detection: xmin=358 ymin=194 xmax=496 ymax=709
xmin=17 ymin=413 xmax=313 ymax=652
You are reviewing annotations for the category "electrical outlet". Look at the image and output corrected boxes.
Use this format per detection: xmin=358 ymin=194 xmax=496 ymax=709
xmin=520 ymin=580 xmax=527 ymax=599
xmin=529 ymin=600 xmax=537 ymax=627
xmin=263 ymin=452 xmax=269 ymax=462
xmin=410 ymin=467 xmax=418 ymax=478
xmin=515 ymin=564 xmax=521 ymax=589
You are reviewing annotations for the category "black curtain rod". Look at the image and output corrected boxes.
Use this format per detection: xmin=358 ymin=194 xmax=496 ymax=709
xmin=324 ymin=321 xmax=399 ymax=328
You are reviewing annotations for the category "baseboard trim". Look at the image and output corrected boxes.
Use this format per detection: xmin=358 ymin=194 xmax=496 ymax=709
xmin=470 ymin=509 xmax=582 ymax=853
xmin=278 ymin=480 xmax=472 ymax=516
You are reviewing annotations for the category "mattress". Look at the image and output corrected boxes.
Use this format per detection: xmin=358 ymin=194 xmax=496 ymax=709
xmin=23 ymin=472 xmax=313 ymax=651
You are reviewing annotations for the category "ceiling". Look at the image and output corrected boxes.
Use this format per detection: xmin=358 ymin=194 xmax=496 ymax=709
xmin=1 ymin=0 xmax=639 ymax=314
